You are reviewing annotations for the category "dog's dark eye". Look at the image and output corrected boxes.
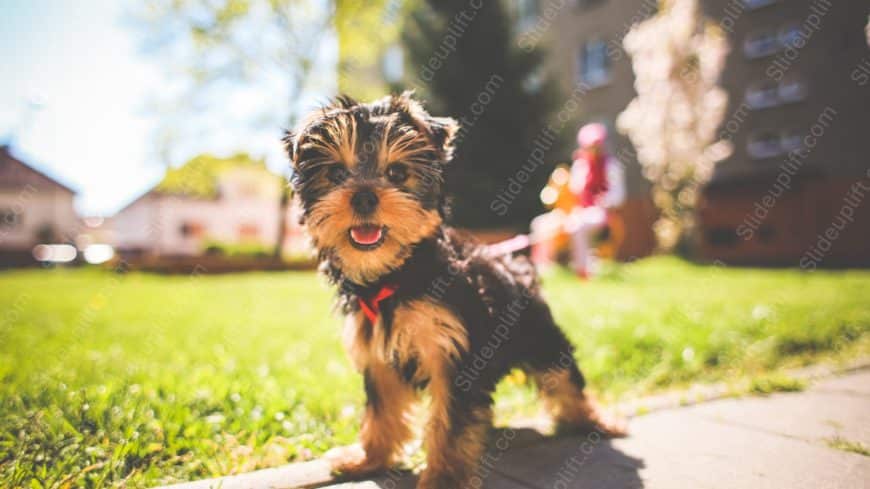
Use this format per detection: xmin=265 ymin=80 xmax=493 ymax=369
xmin=326 ymin=165 xmax=349 ymax=184
xmin=386 ymin=163 xmax=409 ymax=184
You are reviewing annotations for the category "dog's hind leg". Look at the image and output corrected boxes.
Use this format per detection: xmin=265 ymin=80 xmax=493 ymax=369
xmin=526 ymin=324 xmax=627 ymax=437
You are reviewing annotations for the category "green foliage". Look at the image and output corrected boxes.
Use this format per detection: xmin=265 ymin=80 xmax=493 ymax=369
xmin=748 ymin=374 xmax=806 ymax=395
xmin=334 ymin=0 xmax=413 ymax=101
xmin=202 ymin=240 xmax=273 ymax=258
xmin=131 ymin=0 xmax=332 ymax=136
xmin=155 ymin=152 xmax=276 ymax=198
xmin=541 ymin=258 xmax=870 ymax=396
xmin=0 ymin=270 xmax=358 ymax=488
xmin=1 ymin=258 xmax=869 ymax=486
xmin=402 ymin=0 xmax=569 ymax=228
xmin=826 ymin=437 xmax=870 ymax=457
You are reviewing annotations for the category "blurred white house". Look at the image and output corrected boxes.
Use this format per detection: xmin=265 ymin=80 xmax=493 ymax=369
xmin=0 ymin=145 xmax=79 ymax=262
xmin=109 ymin=153 xmax=308 ymax=258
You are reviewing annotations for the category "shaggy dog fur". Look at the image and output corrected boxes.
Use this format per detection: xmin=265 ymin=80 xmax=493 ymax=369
xmin=284 ymin=92 xmax=626 ymax=488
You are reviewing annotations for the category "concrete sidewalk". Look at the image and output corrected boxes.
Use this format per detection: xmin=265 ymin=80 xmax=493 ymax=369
xmin=159 ymin=369 xmax=870 ymax=489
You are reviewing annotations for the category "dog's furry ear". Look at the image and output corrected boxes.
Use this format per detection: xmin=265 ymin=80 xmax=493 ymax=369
xmin=284 ymin=94 xmax=357 ymax=167
xmin=393 ymin=91 xmax=459 ymax=162
xmin=423 ymin=115 xmax=459 ymax=162
xmin=282 ymin=130 xmax=298 ymax=167
xmin=329 ymin=94 xmax=358 ymax=110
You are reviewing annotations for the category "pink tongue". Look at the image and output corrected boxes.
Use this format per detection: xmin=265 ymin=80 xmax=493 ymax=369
xmin=351 ymin=226 xmax=383 ymax=245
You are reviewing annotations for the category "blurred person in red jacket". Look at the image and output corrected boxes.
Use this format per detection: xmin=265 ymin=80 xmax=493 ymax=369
xmin=530 ymin=123 xmax=625 ymax=278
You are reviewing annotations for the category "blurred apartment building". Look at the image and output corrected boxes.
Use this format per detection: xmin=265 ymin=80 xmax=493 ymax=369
xmin=533 ymin=0 xmax=870 ymax=265
xmin=697 ymin=0 xmax=870 ymax=266
xmin=0 ymin=145 xmax=79 ymax=266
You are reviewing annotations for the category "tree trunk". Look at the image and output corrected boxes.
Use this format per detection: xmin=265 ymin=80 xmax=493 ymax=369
xmin=273 ymin=180 xmax=291 ymax=260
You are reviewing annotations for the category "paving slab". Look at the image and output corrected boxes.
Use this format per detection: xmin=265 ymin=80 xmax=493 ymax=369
xmin=156 ymin=369 xmax=870 ymax=489
xmin=328 ymin=471 xmax=532 ymax=489
xmin=813 ymin=369 xmax=870 ymax=397
xmin=492 ymin=409 xmax=868 ymax=489
xmin=686 ymin=389 xmax=870 ymax=445
xmin=612 ymin=408 xmax=866 ymax=489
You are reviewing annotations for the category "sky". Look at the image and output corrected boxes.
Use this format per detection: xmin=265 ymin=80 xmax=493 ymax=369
xmin=0 ymin=0 xmax=335 ymax=216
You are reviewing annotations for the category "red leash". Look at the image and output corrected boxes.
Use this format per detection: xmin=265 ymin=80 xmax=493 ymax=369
xmin=485 ymin=210 xmax=595 ymax=257
xmin=484 ymin=234 xmax=532 ymax=256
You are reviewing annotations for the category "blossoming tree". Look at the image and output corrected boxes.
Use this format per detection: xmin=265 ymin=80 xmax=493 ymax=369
xmin=617 ymin=0 xmax=730 ymax=252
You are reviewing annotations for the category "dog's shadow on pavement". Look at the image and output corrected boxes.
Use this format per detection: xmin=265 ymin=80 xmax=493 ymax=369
xmin=320 ymin=427 xmax=645 ymax=489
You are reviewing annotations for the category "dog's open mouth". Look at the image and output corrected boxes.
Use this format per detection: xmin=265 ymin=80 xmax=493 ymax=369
xmin=349 ymin=224 xmax=387 ymax=250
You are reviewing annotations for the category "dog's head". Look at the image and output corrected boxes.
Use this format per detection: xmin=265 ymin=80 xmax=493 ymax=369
xmin=285 ymin=92 xmax=458 ymax=284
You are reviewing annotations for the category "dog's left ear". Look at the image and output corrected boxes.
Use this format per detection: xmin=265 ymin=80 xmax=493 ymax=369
xmin=424 ymin=115 xmax=459 ymax=162
xmin=393 ymin=91 xmax=459 ymax=162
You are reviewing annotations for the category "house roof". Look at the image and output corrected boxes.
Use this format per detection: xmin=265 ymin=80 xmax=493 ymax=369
xmin=0 ymin=145 xmax=77 ymax=194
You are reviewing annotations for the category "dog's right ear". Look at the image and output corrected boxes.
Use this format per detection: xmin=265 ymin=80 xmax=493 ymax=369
xmin=283 ymin=130 xmax=297 ymax=167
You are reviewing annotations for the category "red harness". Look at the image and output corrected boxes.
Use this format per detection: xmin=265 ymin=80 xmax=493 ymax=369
xmin=358 ymin=284 xmax=398 ymax=323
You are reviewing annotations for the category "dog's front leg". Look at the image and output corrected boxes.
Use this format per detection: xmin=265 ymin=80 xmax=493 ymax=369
xmin=328 ymin=363 xmax=416 ymax=477
xmin=419 ymin=375 xmax=492 ymax=489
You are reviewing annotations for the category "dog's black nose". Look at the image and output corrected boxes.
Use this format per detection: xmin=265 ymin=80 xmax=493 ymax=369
xmin=351 ymin=189 xmax=379 ymax=215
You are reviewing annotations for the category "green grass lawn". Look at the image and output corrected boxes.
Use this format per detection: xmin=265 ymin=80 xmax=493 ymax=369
xmin=1 ymin=257 xmax=869 ymax=487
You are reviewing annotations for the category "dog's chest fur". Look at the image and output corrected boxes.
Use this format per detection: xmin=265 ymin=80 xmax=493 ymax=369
xmin=343 ymin=297 xmax=468 ymax=387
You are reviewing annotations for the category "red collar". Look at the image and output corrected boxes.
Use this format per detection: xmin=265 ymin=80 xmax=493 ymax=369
xmin=358 ymin=284 xmax=398 ymax=323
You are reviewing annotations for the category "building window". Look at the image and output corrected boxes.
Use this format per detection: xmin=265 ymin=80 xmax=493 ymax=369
xmin=578 ymin=39 xmax=611 ymax=87
xmin=743 ymin=30 xmax=780 ymax=58
xmin=706 ymin=227 xmax=739 ymax=248
xmin=381 ymin=44 xmax=404 ymax=84
xmin=780 ymin=130 xmax=804 ymax=153
xmin=0 ymin=209 xmax=21 ymax=229
xmin=745 ymin=127 xmax=805 ymax=159
xmin=179 ymin=221 xmax=205 ymax=238
xmin=236 ymin=181 xmax=260 ymax=198
xmin=743 ymin=0 xmax=777 ymax=11
xmin=238 ymin=223 xmax=260 ymax=241
xmin=745 ymin=81 xmax=780 ymax=109
xmin=745 ymin=77 xmax=808 ymax=109
xmin=516 ymin=0 xmax=538 ymax=29
xmin=778 ymin=23 xmax=804 ymax=49
xmin=523 ymin=66 xmax=545 ymax=93
xmin=778 ymin=76 xmax=808 ymax=103
xmin=747 ymin=131 xmax=784 ymax=159
xmin=745 ymin=22 xmax=810 ymax=59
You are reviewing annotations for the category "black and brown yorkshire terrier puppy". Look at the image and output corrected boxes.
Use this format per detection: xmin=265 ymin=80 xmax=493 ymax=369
xmin=285 ymin=92 xmax=626 ymax=488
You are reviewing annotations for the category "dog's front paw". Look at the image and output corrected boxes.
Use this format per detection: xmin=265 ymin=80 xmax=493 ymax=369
xmin=589 ymin=410 xmax=629 ymax=438
xmin=559 ymin=409 xmax=629 ymax=438
xmin=324 ymin=444 xmax=387 ymax=477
